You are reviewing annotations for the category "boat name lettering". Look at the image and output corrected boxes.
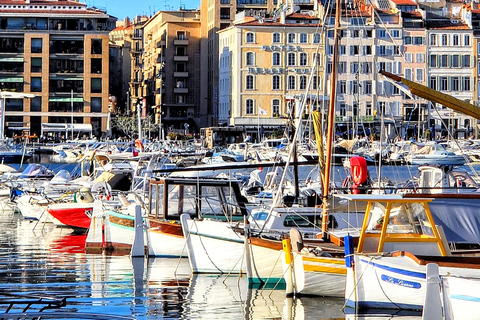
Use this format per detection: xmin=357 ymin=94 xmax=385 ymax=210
xmin=380 ymin=274 xmax=421 ymax=289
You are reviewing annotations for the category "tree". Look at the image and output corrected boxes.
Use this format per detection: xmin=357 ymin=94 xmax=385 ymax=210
xmin=112 ymin=114 xmax=158 ymax=139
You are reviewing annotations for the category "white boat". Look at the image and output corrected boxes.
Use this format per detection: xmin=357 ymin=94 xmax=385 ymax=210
xmin=405 ymin=142 xmax=465 ymax=166
xmin=343 ymin=194 xmax=480 ymax=311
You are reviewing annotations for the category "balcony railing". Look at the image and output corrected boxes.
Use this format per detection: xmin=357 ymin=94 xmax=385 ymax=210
xmin=173 ymin=55 xmax=189 ymax=62
xmin=174 ymin=71 xmax=189 ymax=77
xmin=173 ymin=39 xmax=189 ymax=46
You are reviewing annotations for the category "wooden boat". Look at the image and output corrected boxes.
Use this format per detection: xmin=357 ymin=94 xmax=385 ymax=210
xmin=343 ymin=194 xmax=480 ymax=311
xmin=85 ymin=176 xmax=248 ymax=257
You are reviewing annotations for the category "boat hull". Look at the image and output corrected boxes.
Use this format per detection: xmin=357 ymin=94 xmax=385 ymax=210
xmin=47 ymin=203 xmax=93 ymax=229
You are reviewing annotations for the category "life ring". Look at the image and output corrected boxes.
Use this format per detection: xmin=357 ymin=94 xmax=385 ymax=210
xmin=350 ymin=156 xmax=368 ymax=185
xmin=135 ymin=139 xmax=144 ymax=151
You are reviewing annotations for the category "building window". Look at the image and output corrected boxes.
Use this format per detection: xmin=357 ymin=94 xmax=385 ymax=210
xmin=464 ymin=34 xmax=470 ymax=46
xmin=91 ymin=58 xmax=102 ymax=74
xmin=430 ymin=34 xmax=436 ymax=46
xmin=272 ymin=32 xmax=280 ymax=43
xmin=441 ymin=34 xmax=448 ymax=46
xmin=350 ymin=45 xmax=359 ymax=55
xmin=91 ymin=97 xmax=102 ymax=112
xmin=245 ymin=99 xmax=254 ymax=115
xmin=451 ymin=55 xmax=460 ymax=68
xmin=430 ymin=55 xmax=437 ymax=68
xmin=299 ymin=52 xmax=307 ymax=66
xmin=377 ymin=29 xmax=386 ymax=38
xmin=246 ymin=75 xmax=254 ymax=90
xmin=416 ymin=68 xmax=424 ymax=82
xmin=272 ymin=75 xmax=280 ymax=90
xmin=177 ymin=31 xmax=186 ymax=40
xmin=31 ymin=77 xmax=41 ymax=92
xmin=463 ymin=55 xmax=471 ymax=68
xmin=452 ymin=34 xmax=459 ymax=46
xmin=366 ymin=102 xmax=372 ymax=116
xmin=31 ymin=38 xmax=42 ymax=53
xmin=339 ymin=80 xmax=346 ymax=94
xmin=312 ymin=76 xmax=318 ymax=89
xmin=404 ymin=36 xmax=412 ymax=44
xmin=91 ymin=39 xmax=102 ymax=54
xmin=451 ymin=76 xmax=459 ymax=91
xmin=363 ymin=45 xmax=372 ymax=55
xmin=299 ymin=33 xmax=307 ymax=43
xmin=272 ymin=99 xmax=280 ymax=116
xmin=440 ymin=76 xmax=448 ymax=91
xmin=31 ymin=57 xmax=42 ymax=73
xmin=430 ymin=76 xmax=437 ymax=90
xmin=352 ymin=29 xmax=360 ymax=38
xmin=440 ymin=55 xmax=448 ymax=67
xmin=313 ymin=33 xmax=320 ymax=43
xmin=365 ymin=29 xmax=372 ymax=38
xmin=246 ymin=32 xmax=254 ymax=43
xmin=350 ymin=62 xmax=359 ymax=74
xmin=287 ymin=52 xmax=296 ymax=66
xmin=288 ymin=75 xmax=295 ymax=90
xmin=339 ymin=61 xmax=346 ymax=73
xmin=299 ymin=75 xmax=307 ymax=90
xmin=463 ymin=76 xmax=471 ymax=91
xmin=415 ymin=53 xmax=424 ymax=63
xmin=246 ymin=52 xmax=254 ymax=66
xmin=272 ymin=52 xmax=280 ymax=66
xmin=405 ymin=68 xmax=412 ymax=81
xmin=30 ymin=96 xmax=41 ymax=112
xmin=339 ymin=103 xmax=346 ymax=116
xmin=91 ymin=78 xmax=102 ymax=93
xmin=364 ymin=81 xmax=372 ymax=94
xmin=287 ymin=33 xmax=296 ymax=43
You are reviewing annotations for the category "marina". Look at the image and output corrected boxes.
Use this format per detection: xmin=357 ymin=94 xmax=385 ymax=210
xmin=0 ymin=140 xmax=478 ymax=319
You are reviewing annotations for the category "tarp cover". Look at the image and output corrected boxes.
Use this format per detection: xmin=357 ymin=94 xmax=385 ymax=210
xmin=429 ymin=197 xmax=480 ymax=244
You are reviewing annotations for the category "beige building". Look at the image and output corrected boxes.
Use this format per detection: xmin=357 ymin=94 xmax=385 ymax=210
xmin=142 ymin=10 xmax=206 ymax=135
xmin=218 ymin=10 xmax=325 ymax=141
xmin=0 ymin=0 xmax=115 ymax=138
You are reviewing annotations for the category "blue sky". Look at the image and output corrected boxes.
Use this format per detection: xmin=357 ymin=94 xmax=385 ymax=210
xmin=87 ymin=0 xmax=201 ymax=19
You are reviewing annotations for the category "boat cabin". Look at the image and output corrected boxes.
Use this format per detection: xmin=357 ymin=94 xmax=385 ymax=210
xmin=147 ymin=177 xmax=249 ymax=222
xmin=337 ymin=194 xmax=449 ymax=256
xmin=417 ymin=165 xmax=478 ymax=194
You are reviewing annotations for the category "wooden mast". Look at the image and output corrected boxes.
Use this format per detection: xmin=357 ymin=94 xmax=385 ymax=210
xmin=321 ymin=0 xmax=341 ymax=239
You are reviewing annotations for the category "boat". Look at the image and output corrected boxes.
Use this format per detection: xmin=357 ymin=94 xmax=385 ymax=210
xmin=404 ymin=141 xmax=465 ymax=166
xmin=343 ymin=194 xmax=480 ymax=311
xmin=85 ymin=175 xmax=249 ymax=257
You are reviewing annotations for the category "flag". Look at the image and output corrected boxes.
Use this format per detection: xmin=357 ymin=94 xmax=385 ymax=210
xmin=259 ymin=108 xmax=267 ymax=115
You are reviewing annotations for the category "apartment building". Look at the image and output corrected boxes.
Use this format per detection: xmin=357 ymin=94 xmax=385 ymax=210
xmin=0 ymin=0 xmax=115 ymax=138
xmin=218 ymin=10 xmax=325 ymax=140
xmin=142 ymin=10 xmax=204 ymax=135
xmin=426 ymin=19 xmax=475 ymax=138
xmin=201 ymin=0 xmax=317 ymax=128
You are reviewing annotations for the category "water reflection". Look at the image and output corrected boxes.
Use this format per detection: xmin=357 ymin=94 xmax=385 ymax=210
xmin=0 ymin=212 xmax=422 ymax=319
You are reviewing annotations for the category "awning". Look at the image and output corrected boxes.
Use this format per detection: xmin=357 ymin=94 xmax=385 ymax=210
xmin=50 ymin=76 xmax=83 ymax=81
xmin=49 ymin=97 xmax=84 ymax=102
xmin=0 ymin=57 xmax=23 ymax=62
xmin=41 ymin=123 xmax=92 ymax=132
xmin=0 ymin=77 xmax=23 ymax=83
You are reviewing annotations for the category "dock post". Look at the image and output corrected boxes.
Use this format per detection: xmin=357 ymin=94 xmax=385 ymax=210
xmin=422 ymin=263 xmax=444 ymax=320
xmin=131 ymin=204 xmax=145 ymax=257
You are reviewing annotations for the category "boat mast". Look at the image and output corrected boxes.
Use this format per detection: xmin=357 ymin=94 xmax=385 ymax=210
xmin=321 ymin=0 xmax=341 ymax=239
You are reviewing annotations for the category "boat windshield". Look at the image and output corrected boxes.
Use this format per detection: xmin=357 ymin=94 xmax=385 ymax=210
xmin=366 ymin=201 xmax=433 ymax=235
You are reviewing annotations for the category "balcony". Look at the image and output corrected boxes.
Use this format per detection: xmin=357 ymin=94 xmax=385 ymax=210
xmin=174 ymin=55 xmax=189 ymax=62
xmin=173 ymin=39 xmax=189 ymax=46
xmin=174 ymin=71 xmax=189 ymax=77
xmin=174 ymin=88 xmax=189 ymax=94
